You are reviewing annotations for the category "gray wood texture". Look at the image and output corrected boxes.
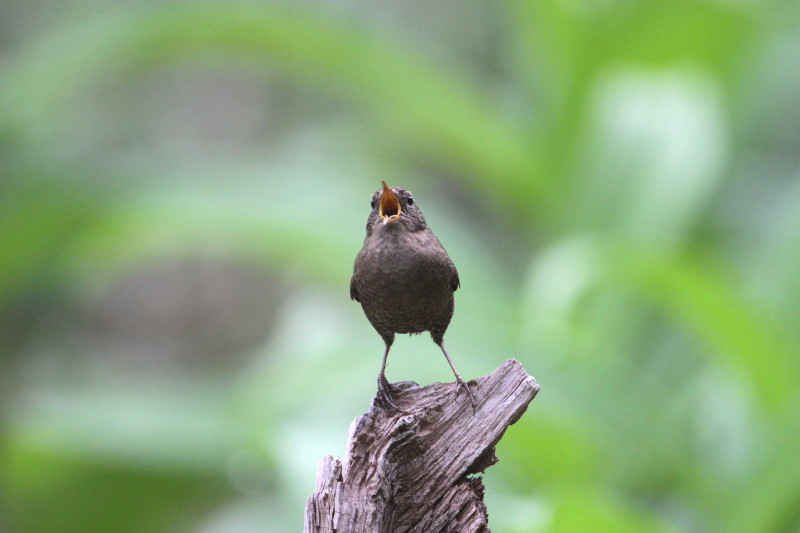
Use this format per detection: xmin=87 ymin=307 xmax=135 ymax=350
xmin=303 ymin=359 xmax=539 ymax=532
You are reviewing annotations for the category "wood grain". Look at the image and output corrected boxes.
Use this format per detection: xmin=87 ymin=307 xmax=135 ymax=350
xmin=304 ymin=358 xmax=539 ymax=532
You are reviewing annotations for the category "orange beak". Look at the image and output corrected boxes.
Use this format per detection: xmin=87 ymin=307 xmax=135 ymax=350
xmin=378 ymin=181 xmax=401 ymax=223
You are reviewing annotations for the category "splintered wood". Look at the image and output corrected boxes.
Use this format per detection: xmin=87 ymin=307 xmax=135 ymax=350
xmin=303 ymin=359 xmax=539 ymax=533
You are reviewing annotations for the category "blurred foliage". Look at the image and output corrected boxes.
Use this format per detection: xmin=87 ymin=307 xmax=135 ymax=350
xmin=1 ymin=1 xmax=800 ymax=532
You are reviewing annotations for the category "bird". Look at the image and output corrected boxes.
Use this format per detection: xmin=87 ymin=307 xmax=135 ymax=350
xmin=350 ymin=181 xmax=476 ymax=411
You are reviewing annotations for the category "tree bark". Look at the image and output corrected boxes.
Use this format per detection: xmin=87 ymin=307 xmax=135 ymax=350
xmin=303 ymin=358 xmax=539 ymax=533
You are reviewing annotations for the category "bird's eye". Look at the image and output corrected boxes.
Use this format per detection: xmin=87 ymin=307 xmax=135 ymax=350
xmin=371 ymin=198 xmax=377 ymax=209
xmin=407 ymin=196 xmax=414 ymax=206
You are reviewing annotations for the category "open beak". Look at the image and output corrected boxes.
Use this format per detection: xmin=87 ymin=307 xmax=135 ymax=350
xmin=378 ymin=181 xmax=401 ymax=224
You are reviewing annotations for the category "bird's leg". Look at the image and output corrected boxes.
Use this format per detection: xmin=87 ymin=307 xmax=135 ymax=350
xmin=376 ymin=340 xmax=400 ymax=412
xmin=438 ymin=342 xmax=477 ymax=410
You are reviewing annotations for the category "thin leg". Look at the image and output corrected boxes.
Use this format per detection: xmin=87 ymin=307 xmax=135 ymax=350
xmin=376 ymin=342 xmax=400 ymax=411
xmin=438 ymin=342 xmax=477 ymax=410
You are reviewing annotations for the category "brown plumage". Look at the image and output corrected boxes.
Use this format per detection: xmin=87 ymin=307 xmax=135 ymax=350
xmin=350 ymin=181 xmax=475 ymax=410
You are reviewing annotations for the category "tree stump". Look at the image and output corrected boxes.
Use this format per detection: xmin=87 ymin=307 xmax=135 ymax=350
xmin=303 ymin=358 xmax=539 ymax=532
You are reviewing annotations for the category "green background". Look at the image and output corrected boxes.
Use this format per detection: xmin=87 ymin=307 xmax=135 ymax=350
xmin=2 ymin=1 xmax=799 ymax=532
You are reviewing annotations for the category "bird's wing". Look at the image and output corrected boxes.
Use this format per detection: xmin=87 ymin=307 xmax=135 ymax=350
xmin=429 ymin=232 xmax=460 ymax=292
xmin=450 ymin=262 xmax=460 ymax=292
xmin=350 ymin=275 xmax=360 ymax=302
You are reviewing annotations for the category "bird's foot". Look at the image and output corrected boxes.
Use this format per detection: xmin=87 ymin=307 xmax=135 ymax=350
xmin=377 ymin=373 xmax=401 ymax=412
xmin=454 ymin=377 xmax=477 ymax=412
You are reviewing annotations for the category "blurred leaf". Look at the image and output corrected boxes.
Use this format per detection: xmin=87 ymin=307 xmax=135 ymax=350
xmin=0 ymin=189 xmax=102 ymax=302
xmin=4 ymin=386 xmax=245 ymax=475
xmin=0 ymin=4 xmax=542 ymax=217
xmin=544 ymin=490 xmax=676 ymax=533
xmin=3 ymin=444 xmax=230 ymax=533
xmin=496 ymin=414 xmax=601 ymax=492
xmin=508 ymin=0 xmax=755 ymax=217
xmin=605 ymin=244 xmax=799 ymax=413
xmin=725 ymin=419 xmax=800 ymax=533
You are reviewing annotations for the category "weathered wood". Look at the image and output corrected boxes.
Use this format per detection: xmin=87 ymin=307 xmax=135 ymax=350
xmin=303 ymin=358 xmax=539 ymax=533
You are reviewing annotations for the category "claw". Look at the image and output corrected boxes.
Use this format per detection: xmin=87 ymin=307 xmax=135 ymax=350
xmin=455 ymin=377 xmax=477 ymax=412
xmin=377 ymin=373 xmax=401 ymax=412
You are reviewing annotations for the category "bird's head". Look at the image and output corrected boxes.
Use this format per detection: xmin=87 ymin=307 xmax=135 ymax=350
xmin=365 ymin=181 xmax=427 ymax=234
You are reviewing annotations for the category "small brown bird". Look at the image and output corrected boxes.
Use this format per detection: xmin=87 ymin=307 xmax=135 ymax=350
xmin=350 ymin=181 xmax=476 ymax=410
